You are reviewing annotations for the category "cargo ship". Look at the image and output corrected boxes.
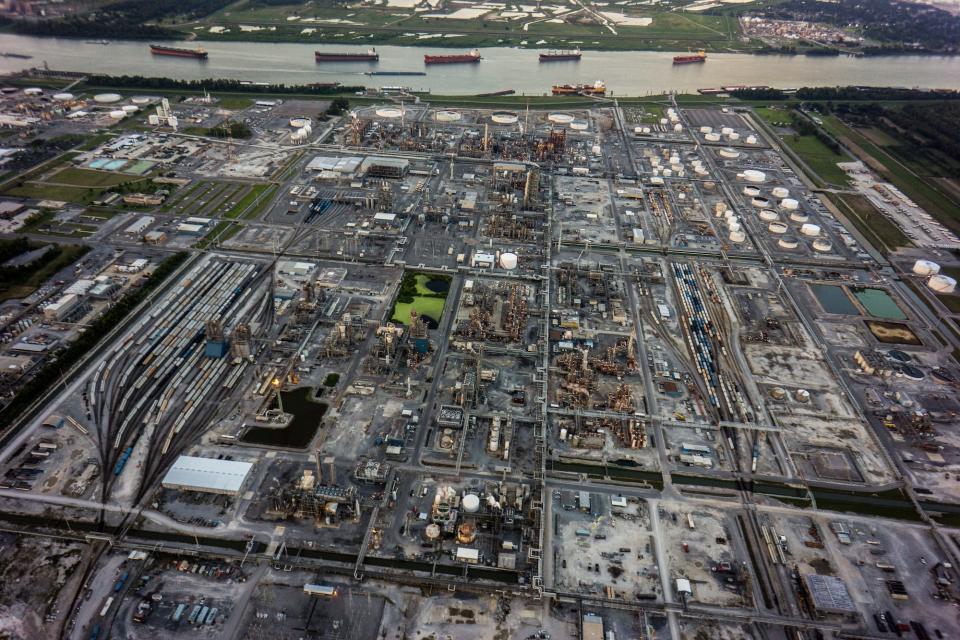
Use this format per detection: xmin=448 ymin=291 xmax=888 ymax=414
xmin=365 ymin=71 xmax=426 ymax=76
xmin=424 ymin=49 xmax=481 ymax=65
xmin=315 ymin=49 xmax=379 ymax=62
xmin=551 ymin=80 xmax=606 ymax=96
xmin=539 ymin=49 xmax=581 ymax=62
xmin=673 ymin=50 xmax=706 ymax=65
xmin=149 ymin=45 xmax=208 ymax=60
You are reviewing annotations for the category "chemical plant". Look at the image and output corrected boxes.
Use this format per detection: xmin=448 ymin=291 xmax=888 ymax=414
xmin=0 ymin=82 xmax=957 ymax=640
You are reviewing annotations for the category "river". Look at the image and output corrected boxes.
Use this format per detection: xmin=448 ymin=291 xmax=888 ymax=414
xmin=1 ymin=34 xmax=960 ymax=95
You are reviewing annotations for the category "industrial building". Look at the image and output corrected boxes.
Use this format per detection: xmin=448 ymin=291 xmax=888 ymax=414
xmin=161 ymin=455 xmax=254 ymax=496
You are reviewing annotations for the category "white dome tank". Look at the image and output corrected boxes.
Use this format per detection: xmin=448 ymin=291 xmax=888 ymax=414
xmin=794 ymin=389 xmax=811 ymax=403
xmin=772 ymin=187 xmax=789 ymax=199
xmin=462 ymin=494 xmax=481 ymax=513
xmin=800 ymin=223 xmax=821 ymax=237
xmin=778 ymin=236 xmax=799 ymax=249
xmin=769 ymin=221 xmax=788 ymax=234
xmin=746 ymin=135 xmax=758 ymax=144
xmin=499 ymin=252 xmax=518 ymax=270
xmin=673 ymin=123 xmax=683 ymax=132
xmin=570 ymin=119 xmax=589 ymax=131
xmin=705 ymin=132 xmax=721 ymax=142
xmin=660 ymin=117 xmax=669 ymax=125
xmin=122 ymin=105 xmax=138 ymax=113
xmin=780 ymin=198 xmax=799 ymax=210
xmin=53 ymin=92 xmax=74 ymax=101
xmin=721 ymin=127 xmax=734 ymax=135
xmin=813 ymin=238 xmax=833 ymax=252
xmin=108 ymin=110 xmax=126 ymax=119
xmin=94 ymin=93 xmax=122 ymax=103
xmin=743 ymin=169 xmax=766 ymax=183
xmin=23 ymin=87 xmax=42 ymax=96
xmin=928 ymin=274 xmax=957 ymax=293
xmin=912 ymin=259 xmax=940 ymax=276
xmin=131 ymin=96 xmax=152 ymax=105
xmin=727 ymin=132 xmax=740 ymax=141
xmin=375 ymin=107 xmax=404 ymax=118
xmin=759 ymin=209 xmax=779 ymax=222
xmin=729 ymin=229 xmax=746 ymax=243
xmin=719 ymin=148 xmax=740 ymax=159
xmin=700 ymin=126 xmax=713 ymax=134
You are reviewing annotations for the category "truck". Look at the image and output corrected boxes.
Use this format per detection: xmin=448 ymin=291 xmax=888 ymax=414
xmin=172 ymin=603 xmax=187 ymax=623
xmin=99 ymin=597 xmax=114 ymax=617
xmin=113 ymin=571 xmax=129 ymax=592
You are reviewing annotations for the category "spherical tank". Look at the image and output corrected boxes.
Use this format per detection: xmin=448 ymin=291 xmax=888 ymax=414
xmin=462 ymin=493 xmax=480 ymax=513
xmin=499 ymin=252 xmax=518 ymax=270
xmin=424 ymin=523 xmax=441 ymax=541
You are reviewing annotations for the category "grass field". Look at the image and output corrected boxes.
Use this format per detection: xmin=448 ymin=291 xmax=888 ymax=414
xmin=224 ymin=184 xmax=277 ymax=220
xmin=819 ymin=115 xmax=960 ymax=235
xmin=781 ymin=132 xmax=850 ymax=187
xmin=48 ymin=167 xmax=133 ymax=188
xmin=0 ymin=244 xmax=90 ymax=302
xmin=194 ymin=220 xmax=242 ymax=249
xmin=828 ymin=193 xmax=911 ymax=254
xmin=390 ymin=273 xmax=449 ymax=325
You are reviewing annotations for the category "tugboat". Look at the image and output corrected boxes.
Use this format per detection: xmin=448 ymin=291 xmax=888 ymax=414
xmin=149 ymin=45 xmax=208 ymax=60
xmin=551 ymin=80 xmax=606 ymax=96
xmin=424 ymin=49 xmax=481 ymax=64
xmin=673 ymin=50 xmax=707 ymax=65
xmin=539 ymin=49 xmax=582 ymax=62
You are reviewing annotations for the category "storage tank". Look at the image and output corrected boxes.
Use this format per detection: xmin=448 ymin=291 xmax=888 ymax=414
xmin=122 ymin=105 xmax=138 ymax=113
xmin=499 ymin=252 xmax=518 ymax=270
xmin=424 ymin=523 xmax=441 ymax=541
xmin=912 ymin=259 xmax=940 ymax=276
xmin=461 ymin=494 xmax=480 ymax=513
xmin=772 ymin=187 xmax=790 ymax=199
xmin=108 ymin=110 xmax=126 ymax=119
xmin=673 ymin=123 xmax=683 ymax=132
xmin=780 ymin=198 xmax=799 ymax=210
xmin=434 ymin=110 xmax=461 ymax=122
xmin=705 ymin=132 xmax=721 ymax=142
xmin=794 ymin=389 xmax=811 ymax=403
xmin=53 ymin=92 xmax=74 ymax=101
xmin=289 ymin=117 xmax=310 ymax=128
xmin=641 ymin=126 xmax=651 ymax=134
xmin=719 ymin=148 xmax=740 ymax=159
xmin=728 ymin=221 xmax=742 ymax=233
xmin=745 ymin=134 xmax=758 ymax=144
xmin=721 ymin=127 xmax=734 ymax=135
xmin=699 ymin=126 xmax=713 ymax=134
xmin=812 ymin=238 xmax=833 ymax=252
xmin=743 ymin=186 xmax=761 ymax=197
xmin=23 ymin=87 xmax=42 ymax=96
xmin=770 ymin=387 xmax=787 ymax=400
xmin=570 ymin=119 xmax=589 ymax=130
xmin=759 ymin=209 xmax=779 ymax=222
xmin=800 ymin=223 xmax=821 ymax=237
xmin=492 ymin=111 xmax=519 ymax=124
xmin=727 ymin=132 xmax=740 ymax=141
xmin=659 ymin=117 xmax=669 ymax=125
xmin=456 ymin=522 xmax=477 ymax=544
xmin=375 ymin=107 xmax=404 ymax=119
xmin=769 ymin=221 xmax=788 ymax=234
xmin=94 ymin=93 xmax=122 ymax=103
xmin=928 ymin=274 xmax=957 ymax=293
xmin=131 ymin=96 xmax=152 ymax=105
xmin=751 ymin=196 xmax=770 ymax=208
xmin=743 ymin=169 xmax=766 ymax=183
xmin=662 ymin=169 xmax=673 ymax=177
xmin=789 ymin=210 xmax=809 ymax=223
xmin=778 ymin=235 xmax=799 ymax=249
xmin=729 ymin=229 xmax=746 ymax=243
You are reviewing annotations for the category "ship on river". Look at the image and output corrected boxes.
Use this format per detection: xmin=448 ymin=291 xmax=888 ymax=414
xmin=315 ymin=49 xmax=379 ymax=62
xmin=539 ymin=49 xmax=582 ymax=62
xmin=150 ymin=45 xmax=208 ymax=60
xmin=424 ymin=49 xmax=481 ymax=65
xmin=673 ymin=50 xmax=707 ymax=65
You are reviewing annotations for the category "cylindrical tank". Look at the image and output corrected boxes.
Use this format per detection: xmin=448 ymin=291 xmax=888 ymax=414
xmin=745 ymin=134 xmax=758 ymax=144
xmin=122 ymin=105 xmax=138 ymax=113
xmin=743 ymin=169 xmax=766 ymax=183
xmin=779 ymin=236 xmax=799 ymax=249
xmin=462 ymin=494 xmax=480 ymax=513
xmin=729 ymin=229 xmax=746 ymax=243
xmin=492 ymin=111 xmax=519 ymax=124
xmin=727 ymin=132 xmax=740 ymax=141
xmin=289 ymin=117 xmax=310 ymax=128
xmin=928 ymin=274 xmax=957 ymax=293
xmin=659 ymin=117 xmax=668 ymax=125
xmin=772 ymin=187 xmax=790 ymax=199
xmin=769 ymin=221 xmax=788 ymax=234
xmin=699 ymin=126 xmax=713 ymax=134
xmin=663 ymin=169 xmax=673 ymax=177
xmin=912 ymin=259 xmax=940 ymax=276
xmin=714 ymin=202 xmax=727 ymax=217
xmin=94 ymin=93 xmax=122 ymax=103
xmin=673 ymin=123 xmax=683 ymax=132
xmin=456 ymin=522 xmax=477 ymax=544
xmin=705 ymin=132 xmax=721 ymax=142
xmin=743 ymin=186 xmax=761 ymax=197
xmin=570 ymin=119 xmax=589 ymax=131
xmin=728 ymin=221 xmax=742 ymax=233
xmin=53 ymin=92 xmax=74 ymax=101
xmin=434 ymin=110 xmax=461 ymax=122
xmin=800 ymin=223 xmax=821 ymax=237
xmin=759 ymin=209 xmax=779 ymax=222
xmin=751 ymin=196 xmax=770 ymax=208
xmin=780 ymin=198 xmax=799 ymax=210
xmin=719 ymin=147 xmax=740 ymax=159
xmin=770 ymin=387 xmax=787 ymax=400
xmin=23 ymin=87 xmax=42 ymax=96
xmin=789 ymin=210 xmax=809 ymax=223
xmin=794 ymin=389 xmax=811 ymax=403
xmin=721 ymin=127 xmax=734 ymax=135
xmin=109 ymin=110 xmax=126 ymax=119
xmin=424 ymin=523 xmax=441 ymax=541
xmin=813 ymin=238 xmax=833 ymax=252
xmin=499 ymin=252 xmax=518 ymax=270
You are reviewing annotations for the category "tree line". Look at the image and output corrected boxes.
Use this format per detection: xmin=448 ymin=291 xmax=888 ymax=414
xmin=85 ymin=74 xmax=364 ymax=96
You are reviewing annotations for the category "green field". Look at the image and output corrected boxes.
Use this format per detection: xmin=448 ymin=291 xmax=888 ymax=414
xmin=781 ymin=133 xmax=850 ymax=187
xmin=828 ymin=193 xmax=911 ymax=254
xmin=224 ymin=183 xmax=276 ymax=220
xmin=49 ymin=167 xmax=133 ymax=188
xmin=390 ymin=273 xmax=449 ymax=325
xmin=0 ymin=243 xmax=90 ymax=301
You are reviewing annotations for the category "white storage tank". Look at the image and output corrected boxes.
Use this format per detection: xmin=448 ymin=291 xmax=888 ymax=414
xmin=462 ymin=494 xmax=480 ymax=513
xmin=729 ymin=229 xmax=746 ymax=243
xmin=721 ymin=127 xmax=734 ymax=135
xmin=23 ymin=87 xmax=42 ymax=96
xmin=714 ymin=202 xmax=727 ymax=217
xmin=743 ymin=186 xmax=761 ymax=197
xmin=759 ymin=209 xmax=779 ymax=222
xmin=769 ymin=221 xmax=788 ymax=234
xmin=700 ymin=126 xmax=713 ymax=134
xmin=780 ymin=198 xmax=799 ymax=210
xmin=743 ymin=169 xmax=766 ymax=183
xmin=705 ymin=132 xmax=721 ymax=142
xmin=745 ymin=134 xmax=758 ymax=144
xmin=794 ymin=389 xmax=811 ymax=403
xmin=727 ymin=132 xmax=740 ymax=141
xmin=109 ymin=110 xmax=126 ymax=119
xmin=772 ymin=187 xmax=790 ymax=199
xmin=719 ymin=147 xmax=740 ymax=159
xmin=751 ymin=196 xmax=770 ymax=208
xmin=673 ymin=123 xmax=683 ymax=132
xmin=499 ymin=252 xmax=518 ymax=270
xmin=800 ymin=223 xmax=821 ymax=237
xmin=659 ymin=117 xmax=669 ymax=125
xmin=122 ymin=105 xmax=138 ymax=113
xmin=53 ymin=92 xmax=74 ymax=101
xmin=928 ymin=274 xmax=957 ymax=293
xmin=813 ymin=238 xmax=833 ymax=252
xmin=662 ymin=169 xmax=673 ymax=177
xmin=778 ymin=236 xmax=799 ymax=249
xmin=789 ymin=210 xmax=809 ymax=223
xmin=912 ymin=259 xmax=940 ymax=276
xmin=728 ymin=221 xmax=742 ymax=233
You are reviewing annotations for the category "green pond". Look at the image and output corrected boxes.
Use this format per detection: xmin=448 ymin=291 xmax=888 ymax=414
xmin=851 ymin=287 xmax=906 ymax=320
xmin=810 ymin=284 xmax=859 ymax=315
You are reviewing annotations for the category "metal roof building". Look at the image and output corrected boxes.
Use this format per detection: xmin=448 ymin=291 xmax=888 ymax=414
xmin=161 ymin=456 xmax=253 ymax=496
xmin=804 ymin=574 xmax=856 ymax=614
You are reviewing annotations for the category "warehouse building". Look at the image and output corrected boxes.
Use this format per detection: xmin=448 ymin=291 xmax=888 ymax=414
xmin=161 ymin=456 xmax=254 ymax=496
xmin=360 ymin=156 xmax=409 ymax=179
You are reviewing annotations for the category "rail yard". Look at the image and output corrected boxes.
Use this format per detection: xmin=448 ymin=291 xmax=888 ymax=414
xmin=0 ymin=82 xmax=957 ymax=640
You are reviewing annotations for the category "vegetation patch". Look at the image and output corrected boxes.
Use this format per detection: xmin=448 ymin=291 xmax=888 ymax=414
xmin=390 ymin=272 xmax=450 ymax=327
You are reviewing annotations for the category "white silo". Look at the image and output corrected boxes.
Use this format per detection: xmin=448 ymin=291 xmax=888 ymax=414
xmin=912 ymin=259 xmax=940 ymax=276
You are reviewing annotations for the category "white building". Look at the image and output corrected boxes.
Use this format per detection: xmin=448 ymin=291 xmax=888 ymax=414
xmin=161 ymin=456 xmax=254 ymax=496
